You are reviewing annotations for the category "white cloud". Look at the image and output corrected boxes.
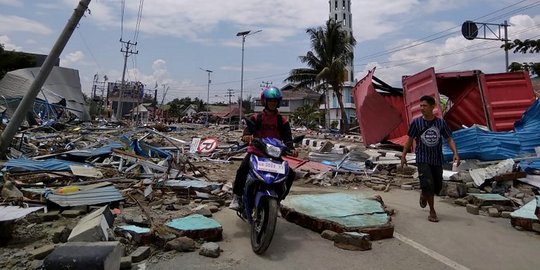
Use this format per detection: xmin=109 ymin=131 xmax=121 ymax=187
xmin=357 ymin=13 xmax=540 ymax=86
xmin=61 ymin=51 xmax=85 ymax=67
xmin=0 ymin=0 xmax=22 ymax=6
xmin=0 ymin=15 xmax=52 ymax=34
xmin=0 ymin=35 xmax=21 ymax=50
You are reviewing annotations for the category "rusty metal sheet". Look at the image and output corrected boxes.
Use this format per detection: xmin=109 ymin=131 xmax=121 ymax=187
xmin=402 ymin=67 xmax=443 ymax=124
xmin=481 ymin=71 xmax=536 ymax=131
xmin=283 ymin=156 xmax=331 ymax=174
xmin=353 ymin=68 xmax=402 ymax=145
xmin=381 ymin=94 xmax=408 ymax=140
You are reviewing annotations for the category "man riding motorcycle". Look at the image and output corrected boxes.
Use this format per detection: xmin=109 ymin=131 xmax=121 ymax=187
xmin=229 ymin=86 xmax=297 ymax=210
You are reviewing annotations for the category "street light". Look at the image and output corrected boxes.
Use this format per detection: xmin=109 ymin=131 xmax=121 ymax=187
xmin=200 ymin=68 xmax=213 ymax=127
xmin=236 ymin=29 xmax=262 ymax=128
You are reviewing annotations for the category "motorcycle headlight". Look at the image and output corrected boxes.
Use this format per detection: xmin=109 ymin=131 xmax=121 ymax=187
xmin=265 ymin=143 xmax=282 ymax=158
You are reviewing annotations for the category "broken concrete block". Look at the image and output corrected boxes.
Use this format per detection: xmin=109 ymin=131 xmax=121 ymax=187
xmin=532 ymin=223 xmax=540 ymax=233
xmin=466 ymin=204 xmax=479 ymax=215
xmin=321 ymin=230 xmax=338 ymax=241
xmin=51 ymin=226 xmax=71 ymax=244
xmin=153 ymin=232 xmax=177 ymax=248
xmin=333 ymin=232 xmax=372 ymax=251
xmin=44 ymin=241 xmax=123 ymax=270
xmin=488 ymin=208 xmax=500 ymax=217
xmin=1 ymin=181 xmax=23 ymax=199
xmin=61 ymin=209 xmax=84 ymax=218
xmin=199 ymin=242 xmax=221 ymax=258
xmin=443 ymin=182 xmax=467 ymax=198
xmin=83 ymin=205 xmax=115 ymax=227
xmin=400 ymin=184 xmax=413 ymax=190
xmin=38 ymin=211 xmax=60 ymax=222
xmin=68 ymin=214 xmax=109 ymax=242
xmin=130 ymin=246 xmax=151 ymax=263
xmin=166 ymin=214 xmax=223 ymax=241
xmin=165 ymin=237 xmax=196 ymax=252
xmin=116 ymin=225 xmax=152 ymax=244
xmin=470 ymin=193 xmax=513 ymax=207
xmin=501 ymin=211 xmax=512 ymax=219
xmin=194 ymin=207 xmax=213 ymax=217
xmin=120 ymin=257 xmax=132 ymax=269
xmin=372 ymin=185 xmax=386 ymax=191
xmin=29 ymin=244 xmax=55 ymax=260
xmin=454 ymin=198 xmax=469 ymax=207
xmin=208 ymin=205 xmax=219 ymax=213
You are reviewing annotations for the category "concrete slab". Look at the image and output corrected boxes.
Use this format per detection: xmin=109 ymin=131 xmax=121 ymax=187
xmin=44 ymin=241 xmax=123 ymax=270
xmin=468 ymin=193 xmax=512 ymax=207
xmin=166 ymin=214 xmax=223 ymax=241
xmin=68 ymin=213 xmax=109 ymax=242
xmin=511 ymin=196 xmax=540 ymax=231
xmin=280 ymin=193 xmax=393 ymax=240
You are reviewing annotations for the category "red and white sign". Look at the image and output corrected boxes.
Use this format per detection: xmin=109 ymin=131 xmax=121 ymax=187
xmin=197 ymin=138 xmax=219 ymax=153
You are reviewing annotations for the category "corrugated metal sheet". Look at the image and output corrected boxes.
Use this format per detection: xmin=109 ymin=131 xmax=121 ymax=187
xmin=3 ymin=158 xmax=81 ymax=172
xmin=46 ymin=185 xmax=124 ymax=207
xmin=443 ymin=126 xmax=521 ymax=161
xmin=443 ymin=99 xmax=540 ymax=160
xmin=353 ymin=68 xmax=402 ymax=145
xmin=514 ymin=99 xmax=540 ymax=153
xmin=481 ymin=71 xmax=536 ymax=131
xmin=402 ymin=67 xmax=443 ymax=124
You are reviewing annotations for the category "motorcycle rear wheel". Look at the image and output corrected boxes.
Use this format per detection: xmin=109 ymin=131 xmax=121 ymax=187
xmin=251 ymin=197 xmax=278 ymax=254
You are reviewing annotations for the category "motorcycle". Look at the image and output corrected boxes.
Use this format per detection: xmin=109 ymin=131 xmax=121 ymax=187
xmin=235 ymin=118 xmax=303 ymax=254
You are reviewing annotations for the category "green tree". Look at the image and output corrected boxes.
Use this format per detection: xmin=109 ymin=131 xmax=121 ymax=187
xmin=0 ymin=44 xmax=36 ymax=80
xmin=237 ymin=95 xmax=253 ymax=114
xmin=503 ymin=39 xmax=540 ymax=75
xmin=285 ymin=19 xmax=356 ymax=133
xmin=291 ymin=104 xmax=323 ymax=129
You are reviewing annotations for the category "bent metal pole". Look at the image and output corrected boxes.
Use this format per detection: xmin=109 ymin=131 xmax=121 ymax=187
xmin=0 ymin=0 xmax=92 ymax=156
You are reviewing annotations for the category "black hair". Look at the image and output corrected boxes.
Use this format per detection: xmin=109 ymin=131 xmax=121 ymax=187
xmin=420 ymin=95 xmax=436 ymax=106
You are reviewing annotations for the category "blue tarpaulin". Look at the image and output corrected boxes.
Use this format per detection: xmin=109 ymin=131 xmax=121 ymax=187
xmin=444 ymin=99 xmax=540 ymax=161
xmin=3 ymin=158 xmax=82 ymax=172
xmin=120 ymin=135 xmax=171 ymax=159
xmin=64 ymin=143 xmax=124 ymax=159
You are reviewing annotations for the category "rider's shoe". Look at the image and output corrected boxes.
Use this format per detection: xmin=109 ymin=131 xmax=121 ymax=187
xmin=229 ymin=195 xmax=241 ymax=210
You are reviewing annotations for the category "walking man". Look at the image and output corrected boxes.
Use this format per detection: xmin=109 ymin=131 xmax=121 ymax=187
xmin=401 ymin=95 xmax=460 ymax=222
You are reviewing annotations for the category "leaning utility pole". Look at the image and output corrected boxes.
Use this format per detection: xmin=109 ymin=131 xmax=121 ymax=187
xmin=0 ymin=0 xmax=91 ymax=157
xmin=116 ymin=39 xmax=138 ymax=120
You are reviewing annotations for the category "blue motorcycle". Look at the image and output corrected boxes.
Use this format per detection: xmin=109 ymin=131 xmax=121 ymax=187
xmin=236 ymin=119 xmax=302 ymax=254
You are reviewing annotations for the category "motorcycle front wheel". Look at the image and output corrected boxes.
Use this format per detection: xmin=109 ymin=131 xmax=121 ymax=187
xmin=250 ymin=197 xmax=278 ymax=254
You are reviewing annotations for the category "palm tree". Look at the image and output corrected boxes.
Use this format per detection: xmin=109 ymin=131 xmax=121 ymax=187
xmin=285 ymin=18 xmax=356 ymax=132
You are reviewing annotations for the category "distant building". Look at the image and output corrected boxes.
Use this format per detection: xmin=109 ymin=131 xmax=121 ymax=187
xmin=253 ymin=84 xmax=321 ymax=116
xmin=106 ymin=81 xmax=147 ymax=118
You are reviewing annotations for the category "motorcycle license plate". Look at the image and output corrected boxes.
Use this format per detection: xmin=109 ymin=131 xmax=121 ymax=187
xmin=258 ymin=161 xmax=286 ymax=174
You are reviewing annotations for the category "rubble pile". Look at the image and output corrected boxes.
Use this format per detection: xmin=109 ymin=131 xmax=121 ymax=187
xmin=0 ymin=122 xmax=240 ymax=269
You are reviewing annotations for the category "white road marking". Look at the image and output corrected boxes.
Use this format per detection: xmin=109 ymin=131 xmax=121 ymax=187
xmin=394 ymin=232 xmax=472 ymax=270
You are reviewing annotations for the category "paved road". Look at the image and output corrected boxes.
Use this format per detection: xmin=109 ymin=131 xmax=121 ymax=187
xmin=149 ymin=186 xmax=540 ymax=270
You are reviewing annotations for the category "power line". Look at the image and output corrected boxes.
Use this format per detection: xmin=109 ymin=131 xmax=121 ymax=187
xmin=355 ymin=0 xmax=540 ymax=62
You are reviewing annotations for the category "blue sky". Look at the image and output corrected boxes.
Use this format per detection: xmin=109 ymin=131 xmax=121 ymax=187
xmin=1 ymin=0 xmax=539 ymax=103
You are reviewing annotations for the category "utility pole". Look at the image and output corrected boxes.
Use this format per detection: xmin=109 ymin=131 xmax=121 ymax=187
xmin=260 ymin=81 xmax=272 ymax=90
xmin=0 ymin=0 xmax=91 ymax=157
xmin=200 ymin=68 xmax=213 ymax=127
xmin=226 ymin=89 xmax=235 ymax=126
xmin=116 ymin=39 xmax=138 ymax=120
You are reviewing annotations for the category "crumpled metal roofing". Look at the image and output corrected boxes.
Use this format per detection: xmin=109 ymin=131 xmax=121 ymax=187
xmin=3 ymin=158 xmax=82 ymax=172
xmin=443 ymin=99 xmax=540 ymax=161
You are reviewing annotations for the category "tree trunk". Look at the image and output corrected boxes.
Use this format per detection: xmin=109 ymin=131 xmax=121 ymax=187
xmin=333 ymin=85 xmax=349 ymax=133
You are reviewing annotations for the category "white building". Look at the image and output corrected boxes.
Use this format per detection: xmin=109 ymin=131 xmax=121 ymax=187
xmin=321 ymin=0 xmax=357 ymax=128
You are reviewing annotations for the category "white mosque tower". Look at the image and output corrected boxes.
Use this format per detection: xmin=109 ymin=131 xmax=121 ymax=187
xmin=329 ymin=0 xmax=354 ymax=83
